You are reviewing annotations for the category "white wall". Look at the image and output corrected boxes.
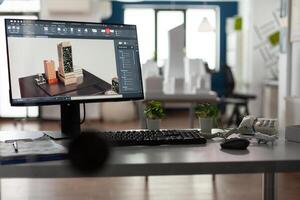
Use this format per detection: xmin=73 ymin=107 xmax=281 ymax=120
xmin=284 ymin=0 xmax=300 ymax=130
xmin=240 ymin=0 xmax=300 ymax=136
xmin=239 ymin=0 xmax=280 ymax=117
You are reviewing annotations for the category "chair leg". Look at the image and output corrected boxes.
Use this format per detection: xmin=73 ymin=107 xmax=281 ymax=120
xmin=228 ymin=105 xmax=239 ymax=127
xmin=245 ymin=102 xmax=250 ymax=115
xmin=235 ymin=105 xmax=243 ymax=126
xmin=226 ymin=100 xmax=252 ymax=127
xmin=228 ymin=106 xmax=236 ymax=126
xmin=145 ymin=176 xmax=149 ymax=189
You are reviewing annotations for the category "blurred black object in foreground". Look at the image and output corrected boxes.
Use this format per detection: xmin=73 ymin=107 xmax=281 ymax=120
xmin=68 ymin=131 xmax=110 ymax=175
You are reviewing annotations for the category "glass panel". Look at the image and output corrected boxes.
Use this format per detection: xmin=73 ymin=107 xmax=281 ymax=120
xmin=124 ymin=8 xmax=155 ymax=64
xmin=0 ymin=15 xmax=39 ymax=117
xmin=186 ymin=8 xmax=218 ymax=70
xmin=157 ymin=11 xmax=184 ymax=67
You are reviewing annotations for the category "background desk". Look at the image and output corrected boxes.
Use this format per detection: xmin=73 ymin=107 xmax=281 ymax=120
xmin=138 ymin=91 xmax=219 ymax=128
xmin=1 ymin=140 xmax=299 ymax=200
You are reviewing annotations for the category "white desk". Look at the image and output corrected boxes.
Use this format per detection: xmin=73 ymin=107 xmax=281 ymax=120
xmin=1 ymin=140 xmax=300 ymax=200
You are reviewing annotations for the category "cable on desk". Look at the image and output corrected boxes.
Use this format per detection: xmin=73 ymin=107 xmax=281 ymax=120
xmin=80 ymin=103 xmax=86 ymax=124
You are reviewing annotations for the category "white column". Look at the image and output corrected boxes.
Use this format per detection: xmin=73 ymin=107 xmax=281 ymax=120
xmin=291 ymin=43 xmax=300 ymax=96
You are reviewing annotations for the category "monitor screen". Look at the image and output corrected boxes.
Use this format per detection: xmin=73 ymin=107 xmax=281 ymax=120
xmin=5 ymin=19 xmax=144 ymax=106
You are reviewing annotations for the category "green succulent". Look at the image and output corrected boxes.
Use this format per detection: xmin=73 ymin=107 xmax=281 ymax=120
xmin=144 ymin=101 xmax=165 ymax=120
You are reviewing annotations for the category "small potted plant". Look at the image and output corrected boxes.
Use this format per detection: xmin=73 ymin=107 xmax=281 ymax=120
xmin=144 ymin=101 xmax=165 ymax=130
xmin=195 ymin=103 xmax=219 ymax=133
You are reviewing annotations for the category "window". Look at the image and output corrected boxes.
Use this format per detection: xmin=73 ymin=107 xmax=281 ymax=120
xmin=0 ymin=12 xmax=39 ymax=117
xmin=124 ymin=8 xmax=155 ymax=64
xmin=186 ymin=8 xmax=218 ymax=70
xmin=124 ymin=7 xmax=219 ymax=71
xmin=157 ymin=10 xmax=184 ymax=67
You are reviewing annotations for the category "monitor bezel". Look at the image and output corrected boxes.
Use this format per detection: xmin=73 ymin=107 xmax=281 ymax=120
xmin=4 ymin=18 xmax=144 ymax=107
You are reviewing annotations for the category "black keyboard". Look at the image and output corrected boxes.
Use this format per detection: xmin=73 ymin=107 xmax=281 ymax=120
xmin=100 ymin=129 xmax=207 ymax=146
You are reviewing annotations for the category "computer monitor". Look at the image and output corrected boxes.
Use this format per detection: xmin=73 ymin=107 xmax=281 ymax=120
xmin=4 ymin=19 xmax=144 ymax=136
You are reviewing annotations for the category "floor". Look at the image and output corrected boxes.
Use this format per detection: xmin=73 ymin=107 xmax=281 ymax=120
xmin=0 ymin=111 xmax=300 ymax=200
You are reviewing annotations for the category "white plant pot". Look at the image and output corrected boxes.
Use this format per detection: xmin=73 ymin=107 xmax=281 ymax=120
xmin=199 ymin=118 xmax=214 ymax=133
xmin=146 ymin=119 xmax=160 ymax=130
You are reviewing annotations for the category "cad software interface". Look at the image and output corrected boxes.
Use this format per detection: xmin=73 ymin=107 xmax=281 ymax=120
xmin=5 ymin=19 xmax=143 ymax=105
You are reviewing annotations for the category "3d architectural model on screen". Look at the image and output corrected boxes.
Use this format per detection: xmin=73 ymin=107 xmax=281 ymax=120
xmin=18 ymin=41 xmax=115 ymax=98
xmin=112 ymin=77 xmax=119 ymax=93
xmin=57 ymin=42 xmax=83 ymax=86
xmin=44 ymin=60 xmax=58 ymax=84
xmin=58 ymin=42 xmax=73 ymax=73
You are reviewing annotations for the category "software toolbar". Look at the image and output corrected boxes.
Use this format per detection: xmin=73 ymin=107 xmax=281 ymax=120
xmin=5 ymin=19 xmax=137 ymax=39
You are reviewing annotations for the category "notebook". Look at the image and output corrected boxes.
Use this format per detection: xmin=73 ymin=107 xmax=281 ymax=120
xmin=0 ymin=131 xmax=44 ymax=142
xmin=0 ymin=138 xmax=67 ymax=165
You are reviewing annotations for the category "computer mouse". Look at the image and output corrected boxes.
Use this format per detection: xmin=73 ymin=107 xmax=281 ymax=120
xmin=220 ymin=138 xmax=250 ymax=150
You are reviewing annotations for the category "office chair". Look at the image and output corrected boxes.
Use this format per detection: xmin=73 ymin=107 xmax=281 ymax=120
xmin=221 ymin=65 xmax=256 ymax=126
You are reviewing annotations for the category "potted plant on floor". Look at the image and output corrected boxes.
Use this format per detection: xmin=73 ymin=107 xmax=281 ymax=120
xmin=144 ymin=101 xmax=165 ymax=130
xmin=195 ymin=103 xmax=219 ymax=133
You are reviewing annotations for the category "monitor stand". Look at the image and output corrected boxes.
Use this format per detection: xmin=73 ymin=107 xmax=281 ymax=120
xmin=44 ymin=103 xmax=81 ymax=139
